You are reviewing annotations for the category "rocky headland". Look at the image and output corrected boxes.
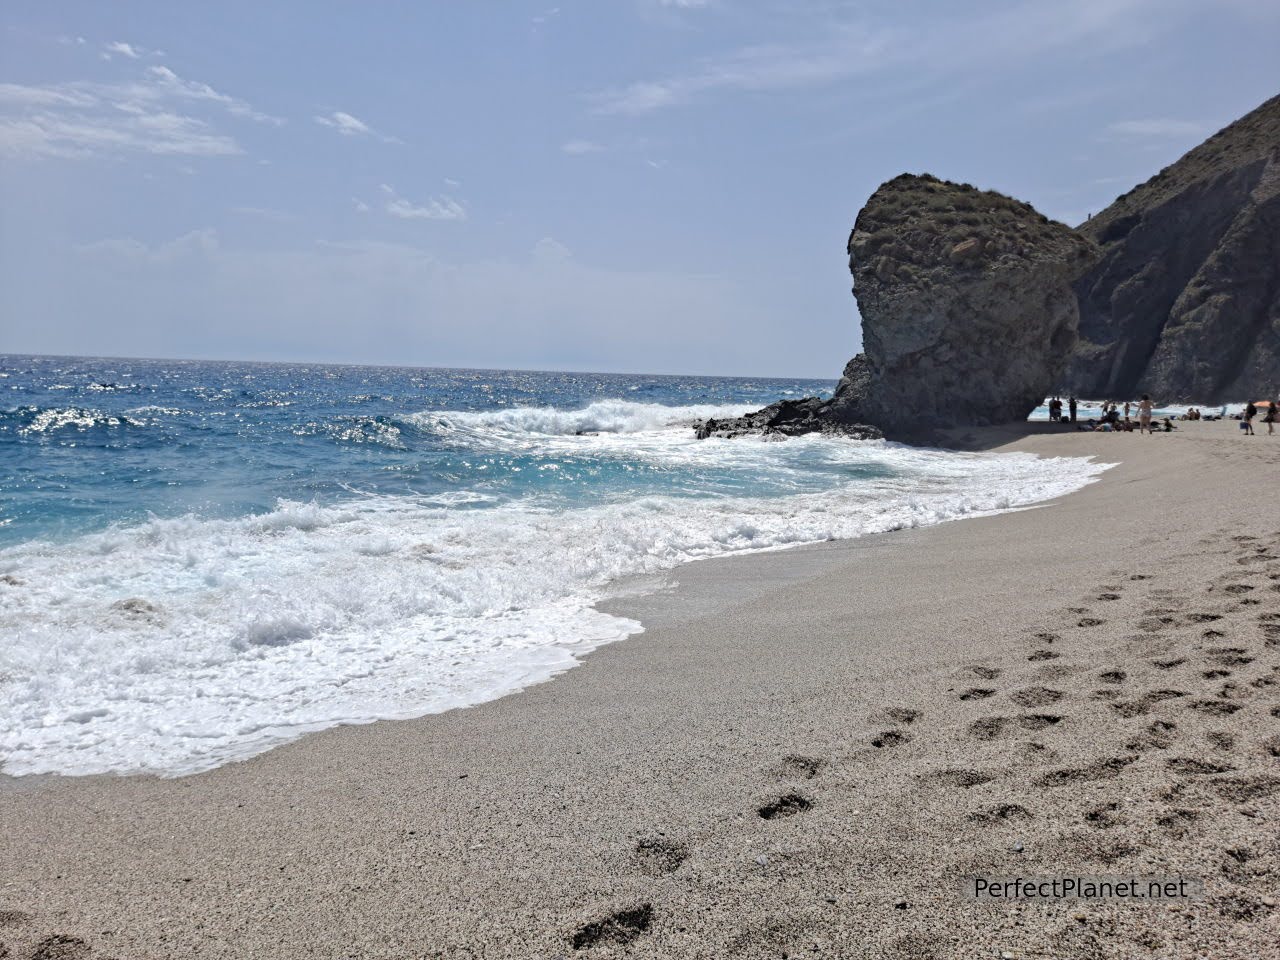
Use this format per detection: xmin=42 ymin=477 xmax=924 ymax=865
xmin=1067 ymin=93 xmax=1280 ymax=402
xmin=698 ymin=92 xmax=1279 ymax=441
xmin=696 ymin=175 xmax=1097 ymax=440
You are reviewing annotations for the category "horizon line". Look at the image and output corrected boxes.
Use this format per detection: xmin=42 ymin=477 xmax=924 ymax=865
xmin=0 ymin=350 xmax=842 ymax=384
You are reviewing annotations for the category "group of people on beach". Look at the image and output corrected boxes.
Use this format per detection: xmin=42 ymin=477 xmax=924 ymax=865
xmin=1048 ymin=395 xmax=1279 ymax=436
xmin=1048 ymin=396 xmax=1167 ymax=434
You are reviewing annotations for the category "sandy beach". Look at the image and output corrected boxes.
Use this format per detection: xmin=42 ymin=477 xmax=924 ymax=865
xmin=3 ymin=420 xmax=1279 ymax=960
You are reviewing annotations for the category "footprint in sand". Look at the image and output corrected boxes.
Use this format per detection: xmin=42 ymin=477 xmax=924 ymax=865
xmin=871 ymin=707 xmax=921 ymax=725
xmin=958 ymin=687 xmax=996 ymax=701
xmin=870 ymin=730 xmax=912 ymax=749
xmin=776 ymin=755 xmax=826 ymax=780
xmin=967 ymin=803 xmax=1032 ymax=825
xmin=1166 ymin=757 xmax=1236 ymax=776
xmin=1110 ymin=689 xmax=1187 ymax=718
xmin=1084 ymin=802 xmax=1123 ymax=829
xmin=571 ymin=904 xmax=654 ymax=950
xmin=1099 ymin=670 xmax=1127 ymax=684
xmin=1152 ymin=657 xmax=1187 ymax=670
xmin=925 ymin=769 xmax=995 ymax=788
xmin=1035 ymin=755 xmax=1136 ymax=787
xmin=757 ymin=793 xmax=813 ymax=820
xmin=1077 ymin=617 xmax=1106 ymax=628
xmin=1155 ymin=807 xmax=1201 ymax=835
xmin=1205 ymin=731 xmax=1236 ymax=751
xmin=968 ymin=717 xmax=1008 ymax=741
xmin=633 ymin=836 xmax=688 ymax=875
xmin=29 ymin=935 xmax=93 ymax=960
xmin=1009 ymin=686 xmax=1064 ymax=708
xmin=1188 ymin=699 xmax=1242 ymax=716
xmin=1019 ymin=714 xmax=1062 ymax=731
xmin=1207 ymin=647 xmax=1254 ymax=667
xmin=968 ymin=666 xmax=1003 ymax=680
xmin=1028 ymin=650 xmax=1060 ymax=662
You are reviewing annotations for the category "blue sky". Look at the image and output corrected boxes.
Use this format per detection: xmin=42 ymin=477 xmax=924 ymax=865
xmin=2 ymin=1 xmax=1277 ymax=377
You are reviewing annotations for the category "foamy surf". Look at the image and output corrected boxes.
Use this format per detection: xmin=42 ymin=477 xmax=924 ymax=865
xmin=0 ymin=430 xmax=1110 ymax=778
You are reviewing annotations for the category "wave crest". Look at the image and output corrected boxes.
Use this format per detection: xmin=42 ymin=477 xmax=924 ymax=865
xmin=410 ymin=399 xmax=754 ymax=439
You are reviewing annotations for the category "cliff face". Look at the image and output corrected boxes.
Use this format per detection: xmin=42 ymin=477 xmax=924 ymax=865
xmin=693 ymin=175 xmax=1096 ymax=440
xmin=1066 ymin=94 xmax=1280 ymax=402
xmin=837 ymin=175 xmax=1097 ymax=432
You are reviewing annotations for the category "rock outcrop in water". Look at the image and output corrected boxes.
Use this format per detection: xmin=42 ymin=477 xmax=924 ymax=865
xmin=1064 ymin=93 xmax=1280 ymax=402
xmin=696 ymin=175 xmax=1096 ymax=439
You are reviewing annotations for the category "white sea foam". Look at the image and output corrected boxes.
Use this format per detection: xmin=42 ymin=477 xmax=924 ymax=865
xmin=0 ymin=417 xmax=1112 ymax=777
xmin=411 ymin=399 xmax=756 ymax=439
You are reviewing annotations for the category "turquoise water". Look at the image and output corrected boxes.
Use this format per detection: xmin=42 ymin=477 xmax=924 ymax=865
xmin=0 ymin=355 xmax=1109 ymax=776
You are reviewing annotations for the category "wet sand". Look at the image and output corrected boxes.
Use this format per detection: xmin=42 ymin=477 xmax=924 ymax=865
xmin=3 ymin=421 xmax=1279 ymax=959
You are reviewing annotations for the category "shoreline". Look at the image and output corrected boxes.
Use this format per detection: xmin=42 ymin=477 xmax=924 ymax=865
xmin=3 ymin=421 xmax=1279 ymax=958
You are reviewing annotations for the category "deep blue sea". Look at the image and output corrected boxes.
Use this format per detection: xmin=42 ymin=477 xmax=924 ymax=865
xmin=0 ymin=355 xmax=1108 ymax=776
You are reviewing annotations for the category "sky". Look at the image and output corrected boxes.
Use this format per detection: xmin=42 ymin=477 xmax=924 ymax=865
xmin=1 ymin=1 xmax=1278 ymax=378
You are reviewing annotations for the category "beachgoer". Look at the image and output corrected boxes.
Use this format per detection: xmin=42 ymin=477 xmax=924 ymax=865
xmin=1244 ymin=401 xmax=1256 ymax=435
xmin=1265 ymin=400 xmax=1277 ymax=436
xmin=1124 ymin=401 xmax=1131 ymax=419
xmin=1068 ymin=396 xmax=1077 ymax=423
xmin=1138 ymin=394 xmax=1153 ymax=434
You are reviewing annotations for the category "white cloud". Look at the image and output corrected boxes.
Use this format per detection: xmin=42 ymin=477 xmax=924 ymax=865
xmin=353 ymin=197 xmax=371 ymax=213
xmin=561 ymin=138 xmax=605 ymax=155
xmin=314 ymin=110 xmax=399 ymax=143
xmin=591 ymin=0 xmax=1184 ymax=115
xmin=1105 ymin=118 xmax=1204 ymax=139
xmin=0 ymin=65 xmax=280 ymax=159
xmin=146 ymin=66 xmax=281 ymax=124
xmin=532 ymin=237 xmax=573 ymax=263
xmin=379 ymin=183 xmax=466 ymax=221
xmin=105 ymin=41 xmax=141 ymax=59
xmin=315 ymin=110 xmax=370 ymax=136
xmin=590 ymin=29 xmax=890 ymax=115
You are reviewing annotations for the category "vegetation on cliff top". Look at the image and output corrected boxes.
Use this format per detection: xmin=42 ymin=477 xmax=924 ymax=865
xmin=848 ymin=174 xmax=1095 ymax=291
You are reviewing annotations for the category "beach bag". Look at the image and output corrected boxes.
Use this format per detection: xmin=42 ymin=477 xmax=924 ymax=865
xmin=1240 ymin=421 xmax=1249 ymax=431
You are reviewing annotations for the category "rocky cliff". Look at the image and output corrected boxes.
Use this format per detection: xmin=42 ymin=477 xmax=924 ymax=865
xmin=838 ymin=174 xmax=1096 ymax=432
xmin=1065 ymin=93 xmax=1280 ymax=402
xmin=695 ymin=175 xmax=1096 ymax=439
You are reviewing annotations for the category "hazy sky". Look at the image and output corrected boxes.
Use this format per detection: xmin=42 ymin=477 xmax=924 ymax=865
xmin=2 ymin=1 xmax=1277 ymax=377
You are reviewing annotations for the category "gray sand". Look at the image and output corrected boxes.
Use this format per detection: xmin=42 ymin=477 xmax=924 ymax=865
xmin=2 ymin=421 xmax=1279 ymax=959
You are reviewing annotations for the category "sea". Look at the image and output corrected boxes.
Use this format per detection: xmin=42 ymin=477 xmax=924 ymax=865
xmin=0 ymin=355 xmax=1110 ymax=777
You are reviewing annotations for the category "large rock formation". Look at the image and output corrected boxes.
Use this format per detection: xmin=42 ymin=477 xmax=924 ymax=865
xmin=695 ymin=175 xmax=1096 ymax=439
xmin=1065 ymin=94 xmax=1280 ymax=402
xmin=838 ymin=175 xmax=1097 ymax=432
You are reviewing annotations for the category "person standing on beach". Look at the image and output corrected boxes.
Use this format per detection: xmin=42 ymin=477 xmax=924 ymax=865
xmin=1138 ymin=394 xmax=1153 ymax=434
xmin=1243 ymin=401 xmax=1256 ymax=435
xmin=1069 ymin=396 xmax=1077 ymax=422
xmin=1124 ymin=401 xmax=1131 ymax=420
xmin=1264 ymin=400 xmax=1277 ymax=436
